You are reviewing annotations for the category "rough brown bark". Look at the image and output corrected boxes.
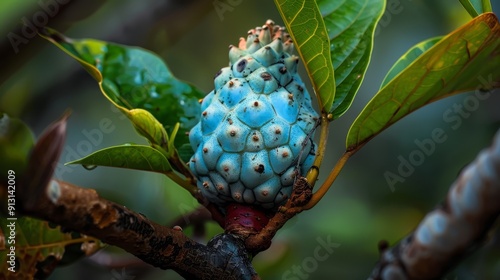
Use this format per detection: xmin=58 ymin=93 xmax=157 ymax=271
xmin=16 ymin=114 xmax=259 ymax=280
xmin=369 ymin=129 xmax=500 ymax=280
xmin=20 ymin=178 xmax=258 ymax=280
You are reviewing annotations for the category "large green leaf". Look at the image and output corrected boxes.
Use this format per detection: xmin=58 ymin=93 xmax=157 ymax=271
xmin=347 ymin=13 xmax=500 ymax=150
xmin=318 ymin=0 xmax=385 ymax=119
xmin=274 ymin=0 xmax=336 ymax=112
xmin=0 ymin=215 xmax=103 ymax=280
xmin=39 ymin=28 xmax=204 ymax=152
xmin=0 ymin=113 xmax=34 ymax=177
xmin=381 ymin=37 xmax=443 ymax=89
xmin=66 ymin=144 xmax=173 ymax=173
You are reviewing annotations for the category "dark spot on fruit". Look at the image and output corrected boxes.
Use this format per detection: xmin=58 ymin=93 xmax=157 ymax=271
xmin=203 ymin=147 xmax=208 ymax=153
xmin=254 ymin=164 xmax=265 ymax=173
xmin=265 ymin=46 xmax=271 ymax=50
xmin=297 ymin=85 xmax=304 ymax=92
xmin=282 ymin=152 xmax=289 ymax=158
xmin=279 ymin=67 xmax=287 ymax=74
xmin=202 ymin=111 xmax=207 ymax=117
xmin=214 ymin=69 xmax=222 ymax=79
xmin=217 ymin=184 xmax=224 ymax=191
xmin=253 ymin=101 xmax=259 ymax=107
xmin=237 ymin=59 xmax=247 ymax=72
xmin=202 ymin=182 xmax=209 ymax=189
xmin=262 ymin=190 xmax=269 ymax=196
xmin=223 ymin=166 xmax=229 ymax=172
xmin=230 ymin=130 xmax=237 ymax=137
xmin=234 ymin=193 xmax=241 ymax=199
xmin=228 ymin=118 xmax=233 ymax=125
xmin=261 ymin=72 xmax=272 ymax=81
xmin=288 ymin=93 xmax=294 ymax=101
xmin=252 ymin=135 xmax=259 ymax=141
xmin=275 ymin=128 xmax=281 ymax=134
xmin=229 ymin=80 xmax=234 ymax=87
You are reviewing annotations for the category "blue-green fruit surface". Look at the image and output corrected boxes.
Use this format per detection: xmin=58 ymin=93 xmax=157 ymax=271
xmin=189 ymin=20 xmax=318 ymax=209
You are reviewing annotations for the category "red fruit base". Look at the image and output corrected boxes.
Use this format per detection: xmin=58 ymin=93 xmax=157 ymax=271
xmin=224 ymin=203 xmax=272 ymax=233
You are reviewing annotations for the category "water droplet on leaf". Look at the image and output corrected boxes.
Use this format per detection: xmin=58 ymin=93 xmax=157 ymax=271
xmin=83 ymin=164 xmax=97 ymax=170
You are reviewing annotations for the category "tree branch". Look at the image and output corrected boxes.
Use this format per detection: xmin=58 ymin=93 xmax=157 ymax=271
xmin=16 ymin=114 xmax=259 ymax=280
xmin=369 ymin=128 xmax=500 ymax=280
xmin=20 ymin=178 xmax=258 ymax=279
xmin=243 ymin=174 xmax=313 ymax=253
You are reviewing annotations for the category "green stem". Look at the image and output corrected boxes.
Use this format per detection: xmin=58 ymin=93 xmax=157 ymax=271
xmin=305 ymin=114 xmax=330 ymax=186
xmin=302 ymin=150 xmax=353 ymax=210
xmin=165 ymin=171 xmax=198 ymax=195
xmin=482 ymin=0 xmax=493 ymax=13
xmin=459 ymin=0 xmax=480 ymax=17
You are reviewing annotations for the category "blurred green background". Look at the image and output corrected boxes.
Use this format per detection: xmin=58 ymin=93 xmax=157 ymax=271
xmin=1 ymin=0 xmax=499 ymax=279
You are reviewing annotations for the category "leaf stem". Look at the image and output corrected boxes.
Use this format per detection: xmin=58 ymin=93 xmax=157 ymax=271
xmin=302 ymin=150 xmax=353 ymax=210
xmin=169 ymin=150 xmax=197 ymax=183
xmin=482 ymin=0 xmax=493 ymax=13
xmin=165 ymin=171 xmax=197 ymax=195
xmin=305 ymin=114 xmax=330 ymax=186
xmin=459 ymin=0 xmax=480 ymax=17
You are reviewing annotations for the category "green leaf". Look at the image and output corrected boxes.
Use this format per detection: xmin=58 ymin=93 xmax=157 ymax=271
xmin=66 ymin=144 xmax=173 ymax=173
xmin=381 ymin=37 xmax=443 ymax=89
xmin=318 ymin=0 xmax=385 ymax=118
xmin=347 ymin=13 xmax=500 ymax=150
xmin=124 ymin=108 xmax=170 ymax=152
xmin=39 ymin=28 xmax=204 ymax=150
xmin=459 ymin=0 xmax=493 ymax=17
xmin=0 ymin=215 xmax=103 ymax=280
xmin=274 ymin=0 xmax=336 ymax=112
xmin=0 ymin=113 xmax=35 ymax=177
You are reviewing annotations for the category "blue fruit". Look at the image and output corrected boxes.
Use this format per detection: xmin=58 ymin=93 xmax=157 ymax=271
xmin=189 ymin=20 xmax=319 ymax=209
